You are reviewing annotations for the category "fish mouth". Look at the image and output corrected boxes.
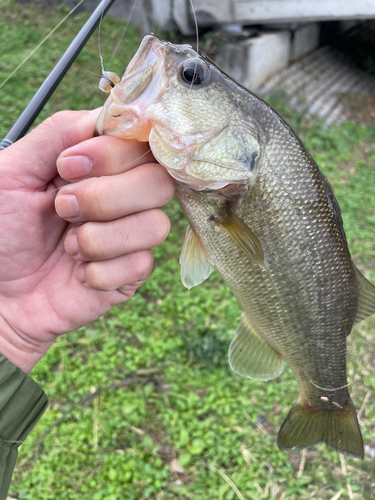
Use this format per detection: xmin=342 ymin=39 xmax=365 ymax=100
xmin=124 ymin=35 xmax=167 ymax=78
xmin=95 ymin=35 xmax=168 ymax=141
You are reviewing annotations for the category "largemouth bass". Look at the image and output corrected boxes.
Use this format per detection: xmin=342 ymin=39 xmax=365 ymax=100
xmin=95 ymin=35 xmax=375 ymax=458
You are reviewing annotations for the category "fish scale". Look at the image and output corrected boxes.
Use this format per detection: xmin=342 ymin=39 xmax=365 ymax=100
xmin=177 ymin=171 xmax=349 ymax=395
xmin=96 ymin=34 xmax=375 ymax=458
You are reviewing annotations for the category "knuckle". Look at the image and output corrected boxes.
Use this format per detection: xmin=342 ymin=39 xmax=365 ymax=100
xmin=39 ymin=112 xmax=71 ymax=146
xmin=37 ymin=115 xmax=59 ymax=139
xmin=138 ymin=164 xmax=175 ymax=207
xmin=154 ymin=167 xmax=175 ymax=206
xmin=85 ymin=263 xmax=110 ymax=291
xmin=36 ymin=111 xmax=85 ymax=152
xmin=129 ymin=250 xmax=154 ymax=281
xmin=146 ymin=209 xmax=171 ymax=245
xmin=81 ymin=179 xmax=106 ymax=219
xmin=43 ymin=111 xmax=65 ymax=129
xmin=77 ymin=224 xmax=101 ymax=259
xmin=117 ymin=287 xmax=136 ymax=301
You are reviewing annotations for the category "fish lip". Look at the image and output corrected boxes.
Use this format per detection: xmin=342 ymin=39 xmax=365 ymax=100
xmin=95 ymin=101 xmax=127 ymax=136
xmin=95 ymin=105 xmax=106 ymax=136
xmin=95 ymin=102 xmax=143 ymax=138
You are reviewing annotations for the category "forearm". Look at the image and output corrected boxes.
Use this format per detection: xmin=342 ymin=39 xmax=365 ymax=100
xmin=0 ymin=354 xmax=48 ymax=500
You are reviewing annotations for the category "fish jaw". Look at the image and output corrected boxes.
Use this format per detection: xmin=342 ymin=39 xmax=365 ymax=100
xmin=148 ymin=127 xmax=244 ymax=191
xmin=95 ymin=36 xmax=169 ymax=141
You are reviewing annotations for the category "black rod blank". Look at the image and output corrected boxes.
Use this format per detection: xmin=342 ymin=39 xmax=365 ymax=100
xmin=0 ymin=0 xmax=117 ymax=151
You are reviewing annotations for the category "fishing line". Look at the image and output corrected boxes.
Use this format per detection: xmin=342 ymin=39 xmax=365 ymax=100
xmin=0 ymin=0 xmax=86 ymax=91
xmin=88 ymin=0 xmax=109 ymax=110
xmin=189 ymin=0 xmax=199 ymax=55
xmin=309 ymin=379 xmax=351 ymax=392
xmin=188 ymin=0 xmax=199 ymax=94
xmin=97 ymin=1 xmax=106 ymax=75
xmin=88 ymin=0 xmax=137 ymax=108
xmin=87 ymin=0 xmax=108 ymax=111
xmin=93 ymin=0 xmax=140 ymax=86
xmin=109 ymin=0 xmax=141 ymax=67
xmin=124 ymin=147 xmax=153 ymax=167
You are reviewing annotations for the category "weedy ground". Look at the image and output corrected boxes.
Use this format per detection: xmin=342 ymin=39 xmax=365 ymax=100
xmin=1 ymin=1 xmax=375 ymax=499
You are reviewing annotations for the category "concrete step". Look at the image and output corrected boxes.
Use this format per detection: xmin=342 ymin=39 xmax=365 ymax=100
xmin=257 ymin=22 xmax=375 ymax=124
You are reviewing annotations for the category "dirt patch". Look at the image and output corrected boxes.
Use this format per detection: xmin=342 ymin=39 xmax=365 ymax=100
xmin=338 ymin=92 xmax=375 ymax=125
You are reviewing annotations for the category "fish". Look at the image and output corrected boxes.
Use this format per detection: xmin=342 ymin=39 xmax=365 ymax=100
xmin=95 ymin=35 xmax=375 ymax=458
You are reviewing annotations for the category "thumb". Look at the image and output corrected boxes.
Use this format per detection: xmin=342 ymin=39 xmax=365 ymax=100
xmin=0 ymin=109 xmax=101 ymax=190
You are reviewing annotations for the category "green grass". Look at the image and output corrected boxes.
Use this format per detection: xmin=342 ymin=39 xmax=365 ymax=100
xmin=1 ymin=2 xmax=375 ymax=499
xmin=0 ymin=0 xmax=141 ymax=137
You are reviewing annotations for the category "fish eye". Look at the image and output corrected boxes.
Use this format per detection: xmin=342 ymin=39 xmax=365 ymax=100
xmin=180 ymin=61 xmax=205 ymax=85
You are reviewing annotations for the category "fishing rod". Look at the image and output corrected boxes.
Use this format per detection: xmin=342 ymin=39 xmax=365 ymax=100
xmin=0 ymin=0 xmax=117 ymax=151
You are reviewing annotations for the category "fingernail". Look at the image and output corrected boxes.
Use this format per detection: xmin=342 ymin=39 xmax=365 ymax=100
xmin=65 ymin=233 xmax=78 ymax=256
xmin=75 ymin=264 xmax=86 ymax=283
xmin=58 ymin=155 xmax=92 ymax=179
xmin=56 ymin=194 xmax=80 ymax=218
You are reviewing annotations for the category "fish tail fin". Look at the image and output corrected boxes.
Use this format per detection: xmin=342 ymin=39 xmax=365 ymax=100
xmin=277 ymin=399 xmax=364 ymax=458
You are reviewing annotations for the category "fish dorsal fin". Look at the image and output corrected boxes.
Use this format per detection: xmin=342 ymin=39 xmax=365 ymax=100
xmin=213 ymin=209 xmax=269 ymax=271
xmin=354 ymin=267 xmax=375 ymax=324
xmin=180 ymin=225 xmax=214 ymax=290
xmin=229 ymin=313 xmax=284 ymax=381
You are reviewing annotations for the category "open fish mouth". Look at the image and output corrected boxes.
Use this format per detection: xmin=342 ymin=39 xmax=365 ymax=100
xmin=95 ymin=36 xmax=168 ymax=141
xmin=124 ymin=35 xmax=167 ymax=77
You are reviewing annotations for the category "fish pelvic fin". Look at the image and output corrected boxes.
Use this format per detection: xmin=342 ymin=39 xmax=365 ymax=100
xmin=180 ymin=225 xmax=214 ymax=289
xmin=277 ymin=399 xmax=364 ymax=458
xmin=354 ymin=267 xmax=375 ymax=325
xmin=229 ymin=313 xmax=284 ymax=381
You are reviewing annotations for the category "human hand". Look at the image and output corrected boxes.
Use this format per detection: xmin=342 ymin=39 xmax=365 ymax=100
xmin=0 ymin=110 xmax=175 ymax=373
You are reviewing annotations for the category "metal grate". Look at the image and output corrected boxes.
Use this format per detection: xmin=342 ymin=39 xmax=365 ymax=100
xmin=259 ymin=21 xmax=375 ymax=124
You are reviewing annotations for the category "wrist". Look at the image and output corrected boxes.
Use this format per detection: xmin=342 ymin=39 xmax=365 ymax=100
xmin=0 ymin=317 xmax=52 ymax=374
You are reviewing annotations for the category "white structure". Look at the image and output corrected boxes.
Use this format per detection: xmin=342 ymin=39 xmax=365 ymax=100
xmin=234 ymin=0 xmax=375 ymax=23
xmin=165 ymin=0 xmax=375 ymax=35
xmin=104 ymin=0 xmax=374 ymax=92
xmin=215 ymin=31 xmax=292 ymax=91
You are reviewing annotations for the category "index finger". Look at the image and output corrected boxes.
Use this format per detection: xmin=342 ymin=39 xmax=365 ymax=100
xmin=56 ymin=135 xmax=155 ymax=181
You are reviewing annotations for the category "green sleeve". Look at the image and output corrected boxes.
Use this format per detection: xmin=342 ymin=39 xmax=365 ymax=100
xmin=0 ymin=355 xmax=48 ymax=500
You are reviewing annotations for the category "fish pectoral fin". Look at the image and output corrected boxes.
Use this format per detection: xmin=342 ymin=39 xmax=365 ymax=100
xmin=213 ymin=209 xmax=269 ymax=271
xmin=278 ymin=399 xmax=364 ymax=458
xmin=354 ymin=267 xmax=375 ymax=325
xmin=179 ymin=225 xmax=214 ymax=289
xmin=228 ymin=313 xmax=284 ymax=381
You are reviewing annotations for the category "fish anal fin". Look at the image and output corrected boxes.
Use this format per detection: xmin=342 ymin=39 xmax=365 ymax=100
xmin=278 ymin=399 xmax=364 ymax=458
xmin=229 ymin=313 xmax=284 ymax=381
xmin=179 ymin=225 xmax=214 ymax=290
xmin=354 ymin=267 xmax=375 ymax=324
xmin=212 ymin=209 xmax=269 ymax=271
